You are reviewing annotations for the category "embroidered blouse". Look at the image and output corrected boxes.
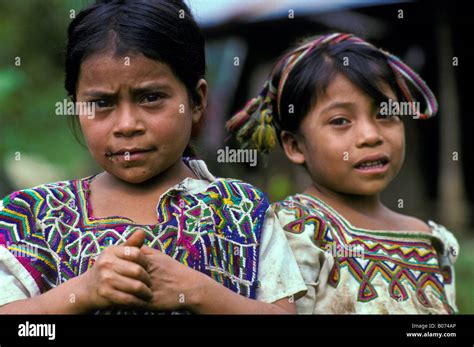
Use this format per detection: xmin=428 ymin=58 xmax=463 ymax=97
xmin=273 ymin=194 xmax=459 ymax=314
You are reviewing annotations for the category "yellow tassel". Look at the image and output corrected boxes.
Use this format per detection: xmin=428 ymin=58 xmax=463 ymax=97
xmin=251 ymin=124 xmax=277 ymax=152
xmin=251 ymin=109 xmax=277 ymax=152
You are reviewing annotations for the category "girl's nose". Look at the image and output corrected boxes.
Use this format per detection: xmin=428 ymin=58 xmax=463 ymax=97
xmin=355 ymin=120 xmax=383 ymax=148
xmin=113 ymin=104 xmax=145 ymax=137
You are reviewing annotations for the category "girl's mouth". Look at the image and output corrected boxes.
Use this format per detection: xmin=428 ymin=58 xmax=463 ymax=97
xmin=105 ymin=147 xmax=156 ymax=162
xmin=354 ymin=156 xmax=390 ymax=174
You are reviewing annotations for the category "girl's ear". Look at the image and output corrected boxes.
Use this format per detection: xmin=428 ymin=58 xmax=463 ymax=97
xmin=192 ymin=79 xmax=208 ymax=124
xmin=280 ymin=130 xmax=306 ymax=165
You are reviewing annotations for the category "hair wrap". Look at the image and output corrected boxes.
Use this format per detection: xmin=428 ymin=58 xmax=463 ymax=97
xmin=226 ymin=32 xmax=438 ymax=153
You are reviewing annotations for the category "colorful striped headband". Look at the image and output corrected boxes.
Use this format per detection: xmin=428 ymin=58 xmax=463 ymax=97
xmin=226 ymin=32 xmax=438 ymax=153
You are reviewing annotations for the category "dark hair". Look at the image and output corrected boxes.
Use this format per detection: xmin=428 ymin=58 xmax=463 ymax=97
xmin=227 ymin=33 xmax=436 ymax=154
xmin=65 ymin=0 xmax=206 ymax=154
xmin=274 ymin=37 xmax=406 ymax=135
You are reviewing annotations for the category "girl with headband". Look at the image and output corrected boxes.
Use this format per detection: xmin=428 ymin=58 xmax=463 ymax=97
xmin=227 ymin=33 xmax=459 ymax=314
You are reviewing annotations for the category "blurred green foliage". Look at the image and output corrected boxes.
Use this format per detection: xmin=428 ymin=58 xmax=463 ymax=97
xmin=0 ymin=0 xmax=91 ymax=176
xmin=455 ymin=237 xmax=474 ymax=314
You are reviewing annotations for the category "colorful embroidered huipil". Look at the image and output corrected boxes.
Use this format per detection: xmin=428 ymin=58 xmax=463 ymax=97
xmin=273 ymin=194 xmax=459 ymax=314
xmin=0 ymin=158 xmax=272 ymax=311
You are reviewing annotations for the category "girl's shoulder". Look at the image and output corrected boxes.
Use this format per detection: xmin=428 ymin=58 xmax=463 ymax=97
xmin=272 ymin=193 xmax=330 ymax=217
xmin=0 ymin=177 xmax=88 ymax=218
xmin=385 ymin=211 xmax=432 ymax=233
xmin=2 ymin=177 xmax=85 ymax=198
xmin=385 ymin=211 xmax=458 ymax=249
xmin=427 ymin=220 xmax=459 ymax=265
xmin=185 ymin=157 xmax=268 ymax=203
xmin=202 ymin=177 xmax=270 ymax=216
xmin=0 ymin=177 xmax=87 ymax=247
xmin=386 ymin=211 xmax=459 ymax=265
xmin=207 ymin=177 xmax=266 ymax=199
xmin=271 ymin=194 xmax=331 ymax=235
xmin=273 ymin=193 xmax=315 ymax=209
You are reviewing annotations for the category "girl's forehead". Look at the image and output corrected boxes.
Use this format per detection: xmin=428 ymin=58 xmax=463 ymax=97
xmin=303 ymin=73 xmax=398 ymax=121
xmin=313 ymin=74 xmax=369 ymax=111
xmin=81 ymin=52 xmax=171 ymax=76
xmin=318 ymin=73 xmax=396 ymax=105
xmin=325 ymin=74 xmax=359 ymax=97
xmin=78 ymin=52 xmax=178 ymax=90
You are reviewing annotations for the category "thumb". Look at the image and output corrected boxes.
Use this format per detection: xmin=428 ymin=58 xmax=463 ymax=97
xmin=124 ymin=229 xmax=146 ymax=248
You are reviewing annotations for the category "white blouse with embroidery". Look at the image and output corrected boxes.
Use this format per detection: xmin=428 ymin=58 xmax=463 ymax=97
xmin=273 ymin=194 xmax=459 ymax=314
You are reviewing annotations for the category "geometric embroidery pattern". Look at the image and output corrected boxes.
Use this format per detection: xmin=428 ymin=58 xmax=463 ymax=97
xmin=0 ymin=170 xmax=269 ymax=302
xmin=274 ymin=194 xmax=454 ymax=313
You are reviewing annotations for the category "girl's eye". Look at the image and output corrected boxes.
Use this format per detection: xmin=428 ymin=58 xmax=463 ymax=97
xmin=92 ymin=99 xmax=113 ymax=109
xmin=329 ymin=117 xmax=350 ymax=126
xmin=140 ymin=94 xmax=162 ymax=104
xmin=377 ymin=112 xmax=401 ymax=121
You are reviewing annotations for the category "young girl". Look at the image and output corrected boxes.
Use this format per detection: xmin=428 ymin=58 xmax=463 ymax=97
xmin=0 ymin=0 xmax=306 ymax=314
xmin=227 ymin=33 xmax=459 ymax=314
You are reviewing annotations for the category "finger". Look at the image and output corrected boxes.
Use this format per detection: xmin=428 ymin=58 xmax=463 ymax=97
xmin=124 ymin=229 xmax=146 ymax=248
xmin=111 ymin=274 xmax=154 ymax=302
xmin=116 ymin=245 xmax=150 ymax=270
xmin=107 ymin=289 xmax=150 ymax=308
xmin=141 ymin=246 xmax=161 ymax=255
xmin=113 ymin=258 xmax=152 ymax=287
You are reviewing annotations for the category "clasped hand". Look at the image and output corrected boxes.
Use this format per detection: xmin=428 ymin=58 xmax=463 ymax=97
xmin=82 ymin=230 xmax=209 ymax=312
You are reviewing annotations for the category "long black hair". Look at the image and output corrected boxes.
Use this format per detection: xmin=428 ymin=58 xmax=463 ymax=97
xmin=276 ymin=37 xmax=405 ymax=134
xmin=227 ymin=33 xmax=431 ymax=153
xmin=65 ymin=0 xmax=206 ymax=153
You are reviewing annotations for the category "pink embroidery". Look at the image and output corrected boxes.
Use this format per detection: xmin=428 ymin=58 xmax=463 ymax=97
xmin=177 ymin=197 xmax=199 ymax=259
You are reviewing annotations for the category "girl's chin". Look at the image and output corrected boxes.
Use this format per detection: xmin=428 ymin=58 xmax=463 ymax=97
xmin=329 ymin=180 xmax=391 ymax=197
xmin=345 ymin=184 xmax=389 ymax=196
xmin=107 ymin=169 xmax=157 ymax=185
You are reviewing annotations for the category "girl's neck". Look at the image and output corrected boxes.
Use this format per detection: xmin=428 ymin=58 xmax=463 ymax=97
xmin=305 ymin=182 xmax=386 ymax=217
xmin=97 ymin=158 xmax=196 ymax=196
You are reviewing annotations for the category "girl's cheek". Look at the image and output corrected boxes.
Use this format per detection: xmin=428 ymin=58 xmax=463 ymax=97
xmin=81 ymin=126 xmax=100 ymax=148
xmin=81 ymin=123 xmax=108 ymax=156
xmin=161 ymin=112 xmax=193 ymax=138
xmin=389 ymin=129 xmax=405 ymax=155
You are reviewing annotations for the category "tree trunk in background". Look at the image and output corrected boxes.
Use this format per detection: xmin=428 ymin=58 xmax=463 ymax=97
xmin=437 ymin=20 xmax=467 ymax=232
